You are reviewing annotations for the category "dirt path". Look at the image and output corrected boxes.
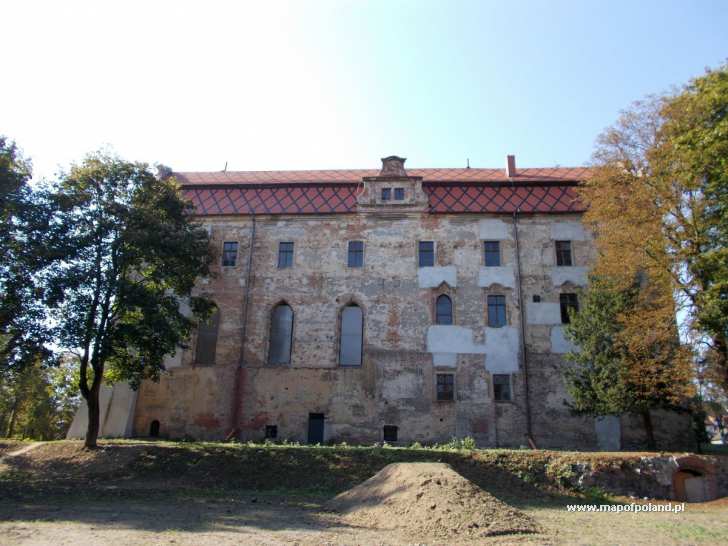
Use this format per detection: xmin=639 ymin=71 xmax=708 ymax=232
xmin=0 ymin=442 xmax=42 ymax=471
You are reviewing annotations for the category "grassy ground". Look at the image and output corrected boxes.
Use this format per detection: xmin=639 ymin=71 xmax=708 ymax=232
xmin=0 ymin=440 xmax=726 ymax=545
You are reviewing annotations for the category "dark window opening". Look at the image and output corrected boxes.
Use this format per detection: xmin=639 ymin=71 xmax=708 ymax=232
xmin=493 ymin=374 xmax=512 ymax=401
xmin=555 ymin=240 xmax=573 ymax=266
xmin=436 ymin=294 xmax=453 ymax=325
xmin=487 ymin=295 xmax=507 ymax=328
xmin=195 ymin=308 xmax=220 ymax=366
xmin=419 ymin=241 xmax=434 ymax=267
xmin=394 ymin=187 xmax=405 ymax=200
xmin=532 ymin=294 xmax=541 ymax=303
xmin=348 ymin=241 xmax=364 ymax=267
xmin=340 ymin=304 xmax=363 ymax=366
xmin=269 ymin=303 xmax=294 ymax=364
xmin=149 ymin=420 xmax=160 ymax=437
xmin=383 ymin=425 xmax=398 ymax=442
xmin=265 ymin=425 xmax=278 ymax=439
xmin=560 ymin=293 xmax=579 ymax=324
xmin=278 ymin=242 xmax=294 ymax=268
xmin=436 ymin=373 xmax=454 ymax=401
xmin=381 ymin=187 xmax=391 ymax=201
xmin=484 ymin=241 xmax=501 ymax=266
xmin=222 ymin=241 xmax=238 ymax=266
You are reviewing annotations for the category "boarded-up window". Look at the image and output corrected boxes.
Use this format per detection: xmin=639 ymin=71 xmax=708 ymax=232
xmin=195 ymin=308 xmax=220 ymax=366
xmin=436 ymin=294 xmax=453 ymax=325
xmin=268 ymin=303 xmax=293 ymax=364
xmin=340 ymin=304 xmax=363 ymax=366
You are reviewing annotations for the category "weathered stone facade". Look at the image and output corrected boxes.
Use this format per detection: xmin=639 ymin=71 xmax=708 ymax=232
xmin=130 ymin=157 xmax=693 ymax=449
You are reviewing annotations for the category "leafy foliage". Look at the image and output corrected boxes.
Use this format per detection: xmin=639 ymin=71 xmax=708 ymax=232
xmin=1 ymin=150 xmax=214 ymax=447
xmin=581 ymin=64 xmax=728 ymax=394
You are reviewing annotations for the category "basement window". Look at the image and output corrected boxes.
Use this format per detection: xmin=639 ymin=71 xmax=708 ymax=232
xmin=383 ymin=425 xmax=398 ymax=442
xmin=265 ymin=425 xmax=278 ymax=439
xmin=493 ymin=374 xmax=512 ymax=402
xmin=555 ymin=240 xmax=573 ymax=266
xmin=222 ymin=241 xmax=238 ymax=266
xmin=436 ymin=373 xmax=455 ymax=401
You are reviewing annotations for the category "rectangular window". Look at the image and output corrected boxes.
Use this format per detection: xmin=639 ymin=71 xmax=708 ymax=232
xmin=493 ymin=374 xmax=512 ymax=401
xmin=383 ymin=425 xmax=398 ymax=442
xmin=265 ymin=425 xmax=278 ymax=439
xmin=381 ymin=187 xmax=391 ymax=201
xmin=222 ymin=241 xmax=238 ymax=266
xmin=394 ymin=187 xmax=405 ymax=200
xmin=487 ymin=295 xmax=507 ymax=328
xmin=418 ymin=241 xmax=434 ymax=267
xmin=484 ymin=241 xmax=501 ymax=266
xmin=560 ymin=293 xmax=579 ymax=324
xmin=555 ymin=240 xmax=573 ymax=266
xmin=277 ymin=242 xmax=294 ymax=268
xmin=436 ymin=373 xmax=455 ymax=401
xmin=347 ymin=241 xmax=364 ymax=267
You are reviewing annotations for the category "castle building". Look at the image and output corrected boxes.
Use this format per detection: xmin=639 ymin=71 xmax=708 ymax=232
xmin=74 ymin=155 xmax=691 ymax=450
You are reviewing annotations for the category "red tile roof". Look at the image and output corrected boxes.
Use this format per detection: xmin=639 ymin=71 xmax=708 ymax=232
xmin=177 ymin=166 xmax=590 ymax=216
xmin=176 ymin=167 xmax=591 ymax=185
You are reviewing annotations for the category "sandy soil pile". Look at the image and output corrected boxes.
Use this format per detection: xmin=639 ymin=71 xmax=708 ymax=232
xmin=327 ymin=462 xmax=540 ymax=540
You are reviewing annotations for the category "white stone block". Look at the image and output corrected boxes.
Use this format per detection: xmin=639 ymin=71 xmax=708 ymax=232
xmin=551 ymin=266 xmax=588 ymax=287
xmin=526 ymin=302 xmax=562 ymax=325
xmin=477 ymin=266 xmax=515 ymax=288
xmin=484 ymin=326 xmax=520 ymax=373
xmin=432 ymin=353 xmax=457 ymax=367
xmin=426 ymin=326 xmax=486 ymax=354
xmin=418 ymin=266 xmax=457 ymax=288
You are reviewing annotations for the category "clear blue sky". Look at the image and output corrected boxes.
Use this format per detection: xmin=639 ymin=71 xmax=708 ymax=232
xmin=2 ymin=0 xmax=727 ymax=179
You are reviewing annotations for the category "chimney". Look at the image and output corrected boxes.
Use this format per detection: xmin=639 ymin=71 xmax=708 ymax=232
xmin=505 ymin=154 xmax=517 ymax=178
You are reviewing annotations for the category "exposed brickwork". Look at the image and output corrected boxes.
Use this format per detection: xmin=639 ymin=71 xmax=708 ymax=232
xmin=132 ymin=162 xmax=692 ymax=449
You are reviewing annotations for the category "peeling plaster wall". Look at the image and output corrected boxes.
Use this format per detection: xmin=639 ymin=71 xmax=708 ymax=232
xmin=484 ymin=327 xmax=520 ymax=373
xmin=550 ymin=326 xmax=578 ymax=354
xmin=130 ymin=210 xmax=692 ymax=449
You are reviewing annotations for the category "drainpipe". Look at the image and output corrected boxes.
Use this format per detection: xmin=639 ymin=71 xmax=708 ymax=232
xmin=512 ymin=209 xmax=536 ymax=448
xmin=228 ymin=215 xmax=257 ymax=440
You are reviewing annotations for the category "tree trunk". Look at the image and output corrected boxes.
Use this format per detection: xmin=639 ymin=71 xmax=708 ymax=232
xmin=5 ymin=398 xmax=19 ymax=437
xmin=84 ymin=382 xmax=101 ymax=449
xmin=641 ymin=408 xmax=656 ymax=451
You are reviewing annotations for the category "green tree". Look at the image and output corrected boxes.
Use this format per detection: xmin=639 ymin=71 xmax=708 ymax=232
xmin=563 ymin=277 xmax=693 ymax=450
xmin=0 ymin=137 xmax=52 ymax=369
xmin=4 ymin=153 xmax=214 ymax=448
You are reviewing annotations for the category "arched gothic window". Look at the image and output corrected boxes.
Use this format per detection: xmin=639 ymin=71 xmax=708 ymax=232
xmin=269 ymin=303 xmax=294 ymax=364
xmin=339 ymin=304 xmax=363 ymax=366
xmin=195 ymin=307 xmax=220 ymax=365
xmin=435 ymin=294 xmax=453 ymax=325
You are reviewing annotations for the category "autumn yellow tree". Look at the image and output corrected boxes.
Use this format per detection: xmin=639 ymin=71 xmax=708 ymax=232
xmin=573 ymin=67 xmax=728 ymax=435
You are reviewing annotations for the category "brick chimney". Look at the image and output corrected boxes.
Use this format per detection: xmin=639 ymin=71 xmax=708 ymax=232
xmin=505 ymin=154 xmax=517 ymax=178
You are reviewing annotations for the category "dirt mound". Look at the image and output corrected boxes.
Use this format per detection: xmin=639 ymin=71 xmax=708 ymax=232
xmin=327 ymin=462 xmax=540 ymax=539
